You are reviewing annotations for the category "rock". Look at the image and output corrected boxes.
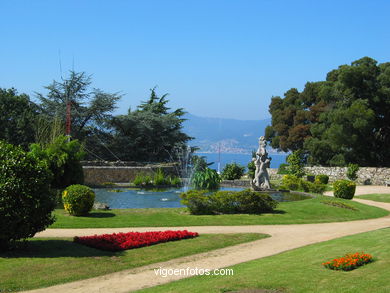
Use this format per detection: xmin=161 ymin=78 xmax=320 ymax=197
xmin=93 ymin=202 xmax=110 ymax=210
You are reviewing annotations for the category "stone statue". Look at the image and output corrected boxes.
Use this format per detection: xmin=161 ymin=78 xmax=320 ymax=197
xmin=251 ymin=136 xmax=272 ymax=190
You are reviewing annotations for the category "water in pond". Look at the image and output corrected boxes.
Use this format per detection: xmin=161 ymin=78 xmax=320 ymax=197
xmin=94 ymin=187 xmax=311 ymax=209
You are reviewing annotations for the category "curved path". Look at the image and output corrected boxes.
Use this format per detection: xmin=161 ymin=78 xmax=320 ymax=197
xmin=27 ymin=186 xmax=390 ymax=293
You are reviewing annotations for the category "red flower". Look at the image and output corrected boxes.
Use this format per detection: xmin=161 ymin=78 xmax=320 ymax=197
xmin=74 ymin=230 xmax=199 ymax=251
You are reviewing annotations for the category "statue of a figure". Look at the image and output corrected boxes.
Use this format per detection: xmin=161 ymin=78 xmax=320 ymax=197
xmin=251 ymin=136 xmax=272 ymax=190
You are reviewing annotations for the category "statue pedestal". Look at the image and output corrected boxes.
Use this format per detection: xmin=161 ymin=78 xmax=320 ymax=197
xmin=250 ymin=180 xmax=274 ymax=192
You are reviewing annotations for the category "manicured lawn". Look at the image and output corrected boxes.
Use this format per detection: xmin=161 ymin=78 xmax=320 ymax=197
xmin=139 ymin=228 xmax=390 ymax=293
xmin=357 ymin=193 xmax=390 ymax=203
xmin=0 ymin=233 xmax=267 ymax=292
xmin=51 ymin=196 xmax=388 ymax=228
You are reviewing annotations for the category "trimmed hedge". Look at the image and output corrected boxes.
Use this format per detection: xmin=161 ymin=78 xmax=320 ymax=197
xmin=62 ymin=184 xmax=95 ymax=216
xmin=180 ymin=189 xmax=278 ymax=215
xmin=333 ymin=180 xmax=356 ymax=200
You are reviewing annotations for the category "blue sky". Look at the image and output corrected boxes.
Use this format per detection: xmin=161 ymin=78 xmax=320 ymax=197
xmin=1 ymin=0 xmax=390 ymax=120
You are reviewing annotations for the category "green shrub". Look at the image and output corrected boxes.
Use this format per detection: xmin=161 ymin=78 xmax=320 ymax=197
xmin=153 ymin=168 xmax=169 ymax=186
xmin=333 ymin=180 xmax=356 ymax=199
xmin=282 ymin=174 xmax=300 ymax=191
xmin=62 ymin=184 xmax=95 ymax=216
xmin=169 ymin=176 xmax=182 ymax=186
xmin=221 ymin=163 xmax=245 ymax=180
xmin=0 ymin=141 xmax=55 ymax=249
xmin=133 ymin=173 xmax=153 ymax=187
xmin=180 ymin=190 xmax=213 ymax=215
xmin=282 ymin=174 xmax=325 ymax=194
xmin=306 ymin=175 xmax=315 ymax=182
xmin=298 ymin=179 xmax=325 ymax=194
xmin=29 ymin=135 xmax=85 ymax=189
xmin=277 ymin=163 xmax=290 ymax=175
xmin=310 ymin=180 xmax=326 ymax=194
xmin=299 ymin=179 xmax=312 ymax=192
xmin=347 ymin=163 xmax=359 ymax=181
xmin=180 ymin=189 xmax=278 ymax=215
xmin=230 ymin=189 xmax=277 ymax=214
xmin=191 ymin=168 xmax=221 ymax=190
xmin=316 ymin=174 xmax=329 ymax=184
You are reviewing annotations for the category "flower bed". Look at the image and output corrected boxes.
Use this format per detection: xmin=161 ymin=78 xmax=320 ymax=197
xmin=322 ymin=252 xmax=373 ymax=271
xmin=74 ymin=230 xmax=199 ymax=251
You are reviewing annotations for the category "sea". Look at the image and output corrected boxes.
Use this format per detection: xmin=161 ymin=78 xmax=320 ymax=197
xmin=197 ymin=152 xmax=288 ymax=172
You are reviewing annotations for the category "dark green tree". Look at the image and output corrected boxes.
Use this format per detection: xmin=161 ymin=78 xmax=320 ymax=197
xmin=266 ymin=57 xmax=390 ymax=167
xmin=36 ymin=71 xmax=121 ymax=159
xmin=108 ymin=88 xmax=192 ymax=162
xmin=0 ymin=88 xmax=39 ymax=149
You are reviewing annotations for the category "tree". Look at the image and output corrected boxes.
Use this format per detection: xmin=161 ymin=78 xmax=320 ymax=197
xmin=36 ymin=71 xmax=121 ymax=159
xmin=266 ymin=57 xmax=390 ymax=167
xmin=108 ymin=88 xmax=192 ymax=162
xmin=0 ymin=88 xmax=39 ymax=149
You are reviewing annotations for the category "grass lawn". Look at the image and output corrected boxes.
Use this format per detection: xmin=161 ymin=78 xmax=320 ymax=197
xmin=139 ymin=228 xmax=390 ymax=293
xmin=0 ymin=233 xmax=267 ymax=292
xmin=357 ymin=193 xmax=390 ymax=203
xmin=51 ymin=196 xmax=388 ymax=228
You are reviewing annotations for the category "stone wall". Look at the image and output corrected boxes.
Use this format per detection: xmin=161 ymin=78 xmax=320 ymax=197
xmin=304 ymin=167 xmax=390 ymax=185
xmin=82 ymin=165 xmax=390 ymax=186
xmin=83 ymin=165 xmax=178 ymax=186
xmin=221 ymin=179 xmax=251 ymax=188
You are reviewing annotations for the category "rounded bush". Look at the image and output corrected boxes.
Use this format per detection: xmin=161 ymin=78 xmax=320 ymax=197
xmin=333 ymin=180 xmax=356 ymax=200
xmin=316 ymin=174 xmax=329 ymax=185
xmin=282 ymin=174 xmax=300 ymax=191
xmin=221 ymin=163 xmax=245 ymax=180
xmin=62 ymin=184 xmax=95 ymax=216
xmin=0 ymin=141 xmax=55 ymax=249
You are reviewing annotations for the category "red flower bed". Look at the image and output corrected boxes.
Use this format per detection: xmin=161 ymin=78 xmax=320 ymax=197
xmin=73 ymin=230 xmax=199 ymax=251
xmin=322 ymin=252 xmax=373 ymax=271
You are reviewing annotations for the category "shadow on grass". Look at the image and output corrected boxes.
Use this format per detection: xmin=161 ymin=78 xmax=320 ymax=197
xmin=83 ymin=212 xmax=116 ymax=218
xmin=267 ymin=209 xmax=286 ymax=214
xmin=0 ymin=240 xmax=121 ymax=258
xmin=60 ymin=212 xmax=116 ymax=218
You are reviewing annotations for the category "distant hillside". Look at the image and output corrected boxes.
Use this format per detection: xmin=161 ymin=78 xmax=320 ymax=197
xmin=183 ymin=113 xmax=271 ymax=154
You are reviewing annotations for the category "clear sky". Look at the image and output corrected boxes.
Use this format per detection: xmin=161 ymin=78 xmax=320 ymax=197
xmin=1 ymin=0 xmax=390 ymax=120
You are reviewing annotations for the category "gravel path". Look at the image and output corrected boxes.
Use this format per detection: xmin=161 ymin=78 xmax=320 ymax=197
xmin=26 ymin=186 xmax=390 ymax=293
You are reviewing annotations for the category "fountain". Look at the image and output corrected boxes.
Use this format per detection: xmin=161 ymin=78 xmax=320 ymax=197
xmin=250 ymin=136 xmax=272 ymax=191
xmin=173 ymin=145 xmax=195 ymax=191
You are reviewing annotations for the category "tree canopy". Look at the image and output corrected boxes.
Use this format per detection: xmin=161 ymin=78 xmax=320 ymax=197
xmin=266 ymin=57 xmax=390 ymax=167
xmin=0 ymin=88 xmax=39 ymax=149
xmin=1 ymin=72 xmax=193 ymax=163
xmin=108 ymin=87 xmax=192 ymax=162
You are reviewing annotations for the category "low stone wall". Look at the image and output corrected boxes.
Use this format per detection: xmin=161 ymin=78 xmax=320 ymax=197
xmin=221 ymin=179 xmax=251 ymax=188
xmin=83 ymin=165 xmax=178 ymax=186
xmin=304 ymin=167 xmax=390 ymax=185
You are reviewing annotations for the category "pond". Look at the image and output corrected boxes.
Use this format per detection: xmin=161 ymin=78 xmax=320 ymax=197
xmin=94 ymin=187 xmax=312 ymax=209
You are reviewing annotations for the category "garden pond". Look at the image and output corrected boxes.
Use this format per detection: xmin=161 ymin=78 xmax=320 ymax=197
xmin=94 ymin=187 xmax=312 ymax=209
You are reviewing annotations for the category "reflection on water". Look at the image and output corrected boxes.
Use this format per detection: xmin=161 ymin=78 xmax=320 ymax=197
xmin=94 ymin=187 xmax=311 ymax=209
